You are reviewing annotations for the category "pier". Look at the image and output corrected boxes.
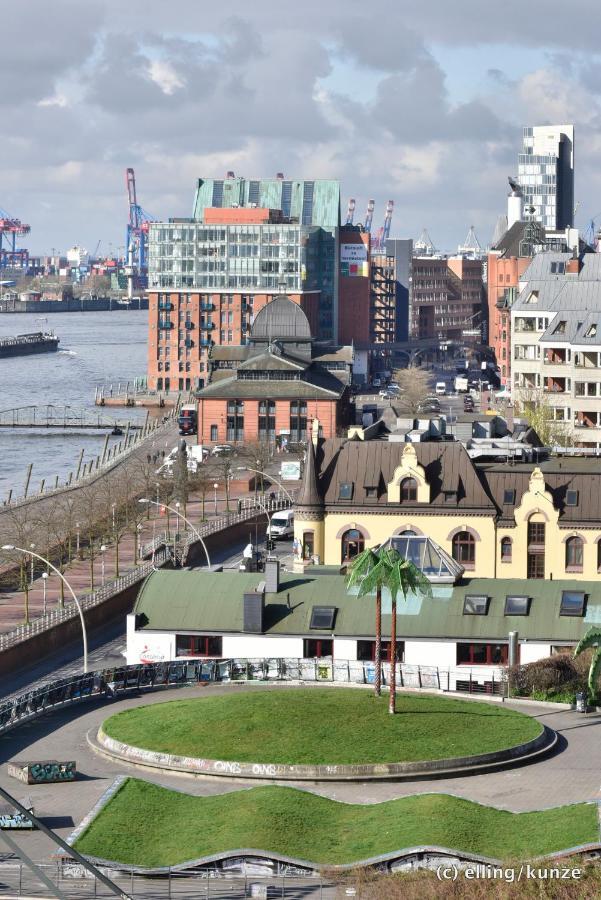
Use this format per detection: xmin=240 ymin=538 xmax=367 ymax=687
xmin=0 ymin=405 xmax=143 ymax=430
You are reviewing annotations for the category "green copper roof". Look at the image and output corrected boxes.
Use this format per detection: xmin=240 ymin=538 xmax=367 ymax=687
xmin=192 ymin=178 xmax=340 ymax=228
xmin=134 ymin=570 xmax=601 ymax=644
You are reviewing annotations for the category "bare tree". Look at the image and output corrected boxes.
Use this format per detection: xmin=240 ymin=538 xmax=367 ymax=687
xmin=238 ymin=441 xmax=274 ymax=496
xmin=391 ymin=365 xmax=434 ymax=414
xmin=76 ymin=482 xmax=104 ymax=592
xmin=210 ymin=455 xmax=234 ymax=512
xmin=0 ymin=505 xmax=39 ymax=624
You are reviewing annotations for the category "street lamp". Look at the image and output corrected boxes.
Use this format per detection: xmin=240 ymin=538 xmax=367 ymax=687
xmin=75 ymin=521 xmax=81 ymax=558
xmin=42 ymin=571 xmax=48 ymax=615
xmin=111 ymin=503 xmax=116 ymax=534
xmin=29 ymin=543 xmax=35 ymax=586
xmin=100 ymin=544 xmax=107 ymax=585
xmin=213 ymin=482 xmax=218 ymax=515
xmin=2 ymin=545 xmax=88 ymax=673
xmin=235 ymin=466 xmax=295 ymax=503
xmin=139 ymin=499 xmax=212 ymax=568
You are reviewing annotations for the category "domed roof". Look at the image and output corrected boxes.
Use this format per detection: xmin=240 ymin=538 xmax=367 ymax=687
xmin=251 ymin=296 xmax=312 ymax=342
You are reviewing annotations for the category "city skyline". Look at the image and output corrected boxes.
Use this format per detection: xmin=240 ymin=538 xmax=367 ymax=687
xmin=3 ymin=1 xmax=601 ymax=254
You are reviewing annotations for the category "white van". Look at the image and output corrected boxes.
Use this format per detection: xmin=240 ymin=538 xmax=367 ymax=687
xmin=435 ymin=382 xmax=446 ymax=396
xmin=267 ymin=509 xmax=295 ymax=539
xmin=156 ymin=444 xmax=209 ymax=477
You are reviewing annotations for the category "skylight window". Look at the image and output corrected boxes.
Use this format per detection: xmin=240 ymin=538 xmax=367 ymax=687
xmin=565 ymin=490 xmax=578 ymax=507
xmin=586 ymin=324 xmax=597 ymax=337
xmin=560 ymin=591 xmax=585 ymax=617
xmin=504 ymin=595 xmax=530 ymax=616
xmin=310 ymin=607 xmax=336 ymax=630
xmin=463 ymin=595 xmax=489 ymax=616
xmin=503 ymin=489 xmax=516 ymax=505
xmin=338 ymin=482 xmax=353 ymax=500
xmin=553 ymin=321 xmax=567 ymax=335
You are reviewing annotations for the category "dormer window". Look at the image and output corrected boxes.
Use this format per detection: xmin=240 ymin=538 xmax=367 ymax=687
xmin=400 ymin=478 xmax=418 ymax=502
xmin=553 ymin=321 xmax=567 ymax=335
xmin=586 ymin=324 xmax=597 ymax=337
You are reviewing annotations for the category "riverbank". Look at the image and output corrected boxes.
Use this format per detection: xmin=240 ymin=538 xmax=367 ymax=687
xmin=0 ymin=296 xmax=148 ymax=313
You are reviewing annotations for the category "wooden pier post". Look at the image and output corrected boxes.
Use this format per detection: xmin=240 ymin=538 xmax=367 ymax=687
xmin=75 ymin=449 xmax=85 ymax=481
xmin=101 ymin=433 xmax=110 ymax=465
xmin=23 ymin=464 xmax=33 ymax=498
xmin=39 ymin=479 xmax=45 ymax=494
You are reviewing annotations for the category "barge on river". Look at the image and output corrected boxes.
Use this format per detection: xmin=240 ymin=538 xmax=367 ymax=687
xmin=0 ymin=331 xmax=59 ymax=358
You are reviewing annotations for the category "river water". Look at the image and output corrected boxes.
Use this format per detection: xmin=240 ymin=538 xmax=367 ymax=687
xmin=0 ymin=311 xmax=150 ymax=498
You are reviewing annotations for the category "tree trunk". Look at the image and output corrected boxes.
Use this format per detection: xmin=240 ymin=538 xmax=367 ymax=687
xmin=374 ymin=586 xmax=382 ymax=697
xmin=115 ymin=538 xmax=120 ymax=578
xmin=389 ymin=598 xmax=397 ymax=714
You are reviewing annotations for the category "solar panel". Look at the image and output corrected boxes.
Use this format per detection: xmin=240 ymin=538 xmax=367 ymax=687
xmin=310 ymin=606 xmax=336 ymax=630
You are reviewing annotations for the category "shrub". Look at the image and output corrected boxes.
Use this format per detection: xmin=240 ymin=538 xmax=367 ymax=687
xmin=507 ymin=650 xmax=591 ymax=702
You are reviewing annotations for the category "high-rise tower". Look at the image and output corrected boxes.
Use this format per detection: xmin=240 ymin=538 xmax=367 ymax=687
xmin=517 ymin=125 xmax=574 ymax=230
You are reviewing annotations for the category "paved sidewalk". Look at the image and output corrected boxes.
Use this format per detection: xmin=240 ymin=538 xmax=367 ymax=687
xmin=0 ymin=489 xmax=268 ymax=634
xmin=0 ymin=684 xmax=599 ymax=863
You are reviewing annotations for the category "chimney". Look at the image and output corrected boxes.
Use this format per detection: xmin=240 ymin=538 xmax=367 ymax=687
xmin=226 ymin=170 xmax=235 ymax=179
xmin=243 ymin=581 xmax=265 ymax=633
xmin=566 ymin=247 xmax=582 ymax=275
xmin=265 ymin=558 xmax=280 ymax=593
xmin=276 ymin=172 xmax=284 ymax=179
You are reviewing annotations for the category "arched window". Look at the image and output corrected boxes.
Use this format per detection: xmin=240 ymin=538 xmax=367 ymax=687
xmin=597 ymin=541 xmax=601 ymax=573
xmin=452 ymin=531 xmax=476 ymax=569
xmin=341 ymin=529 xmax=365 ymax=563
xmin=399 ymin=529 xmax=416 ymax=536
xmin=501 ymin=537 xmax=512 ymax=563
xmin=400 ymin=478 xmax=418 ymax=502
xmin=565 ymin=536 xmax=583 ymax=572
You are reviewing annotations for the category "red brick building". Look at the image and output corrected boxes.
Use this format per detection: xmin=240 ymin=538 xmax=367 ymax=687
xmin=196 ymin=295 xmax=353 ymax=445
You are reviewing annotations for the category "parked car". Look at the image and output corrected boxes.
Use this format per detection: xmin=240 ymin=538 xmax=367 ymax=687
xmin=372 ymin=378 xmax=382 ymax=388
xmin=435 ymin=382 xmax=447 ymax=396
xmin=379 ymin=389 xmax=393 ymax=399
xmin=463 ymin=397 xmax=475 ymax=412
xmin=211 ymin=444 xmax=234 ymax=456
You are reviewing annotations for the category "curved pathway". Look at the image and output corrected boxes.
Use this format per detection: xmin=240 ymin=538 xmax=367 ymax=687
xmin=1 ymin=682 xmax=599 ymax=862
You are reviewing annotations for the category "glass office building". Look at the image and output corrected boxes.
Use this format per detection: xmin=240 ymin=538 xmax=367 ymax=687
xmin=517 ymin=125 xmax=574 ymax=230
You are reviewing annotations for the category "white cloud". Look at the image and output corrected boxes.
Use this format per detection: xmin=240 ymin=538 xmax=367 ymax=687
xmin=37 ymin=94 xmax=68 ymax=108
xmin=147 ymin=60 xmax=185 ymax=96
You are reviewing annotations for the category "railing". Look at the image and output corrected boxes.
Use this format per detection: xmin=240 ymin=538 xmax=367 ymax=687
xmin=0 ymin=659 xmax=507 ymax=738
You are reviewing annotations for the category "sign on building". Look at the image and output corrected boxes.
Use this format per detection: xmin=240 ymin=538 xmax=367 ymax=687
xmin=340 ymin=243 xmax=368 ymax=277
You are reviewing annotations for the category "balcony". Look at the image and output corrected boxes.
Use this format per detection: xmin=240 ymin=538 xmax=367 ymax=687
xmin=200 ymin=321 xmax=215 ymax=330
xmin=185 ymin=321 xmax=195 ymax=330
xmin=158 ymin=320 xmax=174 ymax=330
xmin=185 ymin=338 xmax=194 ymax=348
xmin=200 ymin=338 xmax=213 ymax=348
xmin=158 ymin=301 xmax=173 ymax=311
xmin=200 ymin=302 xmax=214 ymax=312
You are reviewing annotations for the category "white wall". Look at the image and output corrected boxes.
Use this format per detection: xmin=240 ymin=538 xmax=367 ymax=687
xmin=334 ymin=638 xmax=358 ymax=660
xmin=223 ymin=635 xmax=304 ymax=658
xmin=126 ymin=620 xmax=175 ymax=665
xmin=520 ymin=642 xmax=552 ymax=664
xmin=404 ymin=640 xmax=456 ymax=668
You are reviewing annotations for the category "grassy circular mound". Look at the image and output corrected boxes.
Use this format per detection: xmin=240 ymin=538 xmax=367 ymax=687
xmin=102 ymin=688 xmax=542 ymax=766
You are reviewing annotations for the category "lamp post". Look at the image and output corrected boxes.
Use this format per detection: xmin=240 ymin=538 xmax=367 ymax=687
xmin=100 ymin=544 xmax=106 ymax=585
xmin=42 ymin=571 xmax=48 ymax=615
xmin=235 ymin=466 xmax=295 ymax=503
xmin=139 ymin=499 xmax=212 ymax=568
xmin=213 ymin=482 xmax=218 ymax=515
xmin=29 ymin=543 xmax=35 ymax=586
xmin=111 ymin=503 xmax=116 ymax=534
xmin=75 ymin=521 xmax=81 ymax=559
xmin=2 ymin=545 xmax=88 ymax=673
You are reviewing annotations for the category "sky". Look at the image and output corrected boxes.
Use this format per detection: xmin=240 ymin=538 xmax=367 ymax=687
xmin=3 ymin=0 xmax=601 ymax=256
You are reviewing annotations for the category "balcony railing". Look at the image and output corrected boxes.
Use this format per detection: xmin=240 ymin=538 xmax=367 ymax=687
xmin=184 ymin=322 xmax=194 ymax=330
xmin=158 ymin=301 xmax=173 ymax=311
xmin=543 ymin=357 xmax=566 ymax=365
xmin=200 ymin=321 xmax=215 ymax=330
xmin=158 ymin=321 xmax=174 ymax=330
xmin=200 ymin=302 xmax=214 ymax=311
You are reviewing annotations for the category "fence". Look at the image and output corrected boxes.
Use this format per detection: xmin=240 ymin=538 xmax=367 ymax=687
xmin=0 ymin=658 xmax=507 ymax=740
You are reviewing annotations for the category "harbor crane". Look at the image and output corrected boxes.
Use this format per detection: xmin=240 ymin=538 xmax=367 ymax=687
xmin=372 ymin=200 xmax=394 ymax=253
xmin=345 ymin=198 xmax=356 ymax=225
xmin=125 ymin=168 xmax=157 ymax=283
xmin=364 ymin=199 xmax=375 ymax=232
xmin=0 ymin=206 xmax=31 ymax=270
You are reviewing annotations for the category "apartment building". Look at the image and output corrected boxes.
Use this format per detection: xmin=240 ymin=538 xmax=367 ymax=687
xmin=410 ymin=255 xmax=484 ymax=344
xmin=511 ymin=251 xmax=601 ymax=446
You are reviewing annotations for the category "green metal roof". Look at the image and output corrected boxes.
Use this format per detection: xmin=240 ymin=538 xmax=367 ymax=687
xmin=192 ymin=178 xmax=340 ymax=228
xmin=134 ymin=571 xmax=601 ymax=644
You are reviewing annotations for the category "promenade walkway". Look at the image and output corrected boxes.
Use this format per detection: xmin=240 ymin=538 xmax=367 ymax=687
xmin=0 ymin=489 xmax=268 ymax=634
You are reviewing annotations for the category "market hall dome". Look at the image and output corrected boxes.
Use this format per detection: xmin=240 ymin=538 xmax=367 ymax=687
xmin=250 ymin=295 xmax=312 ymax=342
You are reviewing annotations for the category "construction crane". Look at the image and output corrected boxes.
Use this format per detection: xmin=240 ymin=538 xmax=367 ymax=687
xmin=125 ymin=168 xmax=157 ymax=282
xmin=364 ymin=199 xmax=375 ymax=232
xmin=0 ymin=207 xmax=31 ymax=270
xmin=372 ymin=200 xmax=394 ymax=253
xmin=345 ymin=198 xmax=356 ymax=226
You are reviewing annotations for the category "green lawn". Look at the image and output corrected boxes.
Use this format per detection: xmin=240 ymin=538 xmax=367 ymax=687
xmin=74 ymin=779 xmax=597 ymax=867
xmin=102 ymin=688 xmax=542 ymax=765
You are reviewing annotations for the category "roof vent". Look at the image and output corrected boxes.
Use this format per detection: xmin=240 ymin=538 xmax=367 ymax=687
xmin=243 ymin=583 xmax=265 ymax=633
xmin=226 ymin=170 xmax=235 ymax=179
xmin=276 ymin=172 xmax=284 ymax=179
xmin=265 ymin=559 xmax=280 ymax=593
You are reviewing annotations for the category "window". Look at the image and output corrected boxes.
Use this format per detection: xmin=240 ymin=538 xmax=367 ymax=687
xmin=175 ymin=635 xmax=222 ymax=657
xmin=226 ymin=400 xmax=244 ymax=442
xmin=560 ymin=591 xmax=585 ymax=617
xmin=357 ymin=640 xmax=404 ymax=662
xmin=341 ymin=529 xmax=365 ymax=562
xmin=503 ymin=489 xmax=516 ymax=505
xmin=289 ymin=400 xmax=307 ymax=442
xmin=463 ymin=595 xmax=489 ymax=616
xmin=339 ymin=482 xmax=354 ymax=500
xmin=302 ymin=531 xmax=314 ymax=560
xmin=365 ymin=487 xmax=377 ymax=498
xmin=210 ymin=424 xmax=218 ymax=441
xmin=303 ymin=638 xmax=333 ymax=658
xmin=565 ymin=536 xmax=583 ymax=572
xmin=259 ymin=399 xmax=276 ymax=441
xmin=501 ymin=537 xmax=512 ymax=562
xmin=504 ymin=595 xmax=530 ymax=616
xmin=586 ymin=324 xmax=597 ymax=338
xmin=527 ymin=520 xmax=545 ymax=579
xmin=457 ymin=643 xmax=508 ymax=665
xmin=452 ymin=531 xmax=475 ymax=569
xmin=598 ymin=541 xmax=601 ymax=573
xmin=310 ymin=607 xmax=337 ymax=629
xmin=565 ymin=490 xmax=578 ymax=507
xmin=400 ymin=477 xmax=418 ymax=502
xmin=553 ymin=320 xmax=566 ymax=335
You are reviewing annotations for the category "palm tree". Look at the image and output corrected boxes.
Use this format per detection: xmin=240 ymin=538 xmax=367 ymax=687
xmin=574 ymin=627 xmax=601 ymax=700
xmin=346 ymin=547 xmax=385 ymax=696
xmin=346 ymin=546 xmax=432 ymax=711
xmin=382 ymin=548 xmax=432 ymax=714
